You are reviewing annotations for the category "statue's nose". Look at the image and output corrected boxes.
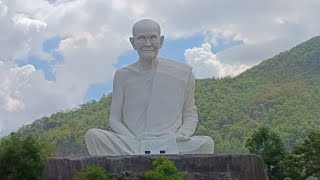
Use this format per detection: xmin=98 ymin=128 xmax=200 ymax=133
xmin=144 ymin=38 xmax=152 ymax=46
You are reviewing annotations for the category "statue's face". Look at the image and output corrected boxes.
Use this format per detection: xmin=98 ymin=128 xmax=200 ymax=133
xmin=130 ymin=19 xmax=164 ymax=61
xmin=132 ymin=32 xmax=163 ymax=60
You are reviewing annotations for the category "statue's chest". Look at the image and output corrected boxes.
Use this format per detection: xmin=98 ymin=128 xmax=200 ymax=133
xmin=124 ymin=72 xmax=186 ymax=108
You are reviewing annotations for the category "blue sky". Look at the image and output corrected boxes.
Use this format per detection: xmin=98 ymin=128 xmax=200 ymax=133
xmin=16 ymin=36 xmax=62 ymax=82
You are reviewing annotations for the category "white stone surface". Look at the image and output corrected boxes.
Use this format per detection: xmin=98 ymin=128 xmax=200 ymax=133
xmin=85 ymin=19 xmax=214 ymax=156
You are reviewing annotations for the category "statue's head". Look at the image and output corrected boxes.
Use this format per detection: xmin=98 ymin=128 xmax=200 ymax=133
xmin=130 ymin=19 xmax=164 ymax=61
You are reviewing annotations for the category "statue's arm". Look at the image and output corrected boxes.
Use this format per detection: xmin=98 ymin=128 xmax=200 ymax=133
xmin=109 ymin=70 xmax=136 ymax=138
xmin=177 ymin=73 xmax=198 ymax=137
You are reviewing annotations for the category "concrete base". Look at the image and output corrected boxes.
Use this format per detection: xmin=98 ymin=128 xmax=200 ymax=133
xmin=43 ymin=154 xmax=267 ymax=180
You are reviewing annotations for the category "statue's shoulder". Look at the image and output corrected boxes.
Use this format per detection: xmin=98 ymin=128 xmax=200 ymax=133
xmin=158 ymin=58 xmax=192 ymax=81
xmin=158 ymin=58 xmax=192 ymax=73
xmin=114 ymin=62 xmax=139 ymax=84
xmin=116 ymin=62 xmax=139 ymax=75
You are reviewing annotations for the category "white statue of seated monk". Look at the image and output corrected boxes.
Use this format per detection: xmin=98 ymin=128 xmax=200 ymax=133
xmin=85 ymin=19 xmax=214 ymax=156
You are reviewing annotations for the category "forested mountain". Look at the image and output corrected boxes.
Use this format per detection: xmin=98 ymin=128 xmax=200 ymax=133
xmin=17 ymin=36 xmax=320 ymax=156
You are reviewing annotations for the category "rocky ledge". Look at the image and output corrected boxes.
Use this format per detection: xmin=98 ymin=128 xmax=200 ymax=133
xmin=43 ymin=154 xmax=267 ymax=180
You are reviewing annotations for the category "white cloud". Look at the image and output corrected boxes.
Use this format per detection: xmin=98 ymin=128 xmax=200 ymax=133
xmin=0 ymin=1 xmax=8 ymax=17
xmin=12 ymin=15 xmax=47 ymax=32
xmin=0 ymin=0 xmax=142 ymax=135
xmin=0 ymin=61 xmax=75 ymax=135
xmin=1 ymin=0 xmax=320 ymax=135
xmin=0 ymin=63 xmax=34 ymax=112
xmin=204 ymin=26 xmax=248 ymax=46
xmin=185 ymin=43 xmax=250 ymax=78
xmin=111 ymin=0 xmax=127 ymax=12
xmin=216 ymin=37 xmax=300 ymax=65
xmin=0 ymin=1 xmax=49 ymax=61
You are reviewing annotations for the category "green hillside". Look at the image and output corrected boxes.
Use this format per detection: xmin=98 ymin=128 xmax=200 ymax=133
xmin=17 ymin=36 xmax=320 ymax=155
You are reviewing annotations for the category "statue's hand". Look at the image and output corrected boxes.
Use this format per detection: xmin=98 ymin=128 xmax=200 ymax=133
xmin=176 ymin=133 xmax=191 ymax=141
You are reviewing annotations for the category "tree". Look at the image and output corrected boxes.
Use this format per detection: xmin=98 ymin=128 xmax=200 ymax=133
xmin=279 ymin=152 xmax=304 ymax=180
xmin=245 ymin=127 xmax=286 ymax=180
xmin=294 ymin=131 xmax=320 ymax=179
xmin=0 ymin=133 xmax=46 ymax=180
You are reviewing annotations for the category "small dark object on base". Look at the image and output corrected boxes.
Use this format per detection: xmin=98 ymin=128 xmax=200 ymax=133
xmin=145 ymin=151 xmax=150 ymax=154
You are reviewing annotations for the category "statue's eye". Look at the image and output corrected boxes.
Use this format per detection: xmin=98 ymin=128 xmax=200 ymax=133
xmin=150 ymin=35 xmax=158 ymax=43
xmin=137 ymin=36 xmax=146 ymax=42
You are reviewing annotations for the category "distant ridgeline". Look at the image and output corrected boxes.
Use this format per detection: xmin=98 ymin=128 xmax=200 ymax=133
xmin=18 ymin=36 xmax=320 ymax=156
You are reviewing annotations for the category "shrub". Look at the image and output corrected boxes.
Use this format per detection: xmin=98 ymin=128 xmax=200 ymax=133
xmin=74 ymin=165 xmax=115 ymax=180
xmin=144 ymin=157 xmax=185 ymax=180
xmin=0 ymin=133 xmax=46 ymax=180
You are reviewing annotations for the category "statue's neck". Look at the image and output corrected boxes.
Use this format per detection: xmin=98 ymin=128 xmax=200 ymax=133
xmin=139 ymin=58 xmax=158 ymax=72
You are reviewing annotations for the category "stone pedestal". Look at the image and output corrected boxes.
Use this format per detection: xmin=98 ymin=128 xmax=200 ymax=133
xmin=43 ymin=154 xmax=267 ymax=180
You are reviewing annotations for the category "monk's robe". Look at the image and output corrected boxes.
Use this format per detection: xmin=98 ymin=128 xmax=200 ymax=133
xmin=85 ymin=58 xmax=214 ymax=156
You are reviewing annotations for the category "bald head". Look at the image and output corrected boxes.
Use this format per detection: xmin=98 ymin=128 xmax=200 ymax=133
xmin=132 ymin=19 xmax=161 ymax=36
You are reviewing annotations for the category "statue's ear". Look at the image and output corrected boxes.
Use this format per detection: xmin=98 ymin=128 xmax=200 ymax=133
xmin=130 ymin=37 xmax=136 ymax=50
xmin=159 ymin=35 xmax=164 ymax=48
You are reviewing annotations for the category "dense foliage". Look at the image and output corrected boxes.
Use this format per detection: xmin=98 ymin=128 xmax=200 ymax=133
xmin=0 ymin=133 xmax=46 ymax=180
xmin=144 ymin=157 xmax=185 ymax=180
xmin=74 ymin=165 xmax=115 ymax=180
xmin=15 ymin=36 xmax=320 ymax=155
